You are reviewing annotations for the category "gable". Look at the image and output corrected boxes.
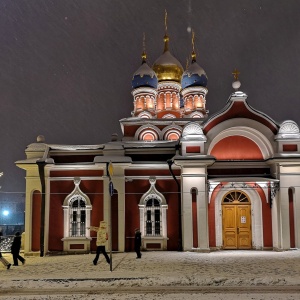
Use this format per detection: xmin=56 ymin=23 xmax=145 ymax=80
xmin=203 ymin=97 xmax=279 ymax=135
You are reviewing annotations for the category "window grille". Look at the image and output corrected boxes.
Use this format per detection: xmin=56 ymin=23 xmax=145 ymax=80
xmin=223 ymin=191 xmax=249 ymax=203
xmin=145 ymin=198 xmax=162 ymax=236
xmin=69 ymin=196 xmax=86 ymax=237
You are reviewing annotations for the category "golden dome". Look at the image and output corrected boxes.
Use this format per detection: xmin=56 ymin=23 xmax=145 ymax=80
xmin=152 ymin=34 xmax=183 ymax=82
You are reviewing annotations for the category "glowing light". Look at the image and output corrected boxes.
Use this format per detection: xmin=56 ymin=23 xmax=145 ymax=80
xmin=2 ymin=210 xmax=9 ymax=216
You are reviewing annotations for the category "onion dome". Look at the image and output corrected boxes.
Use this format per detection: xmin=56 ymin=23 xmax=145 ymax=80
xmin=152 ymin=33 xmax=183 ymax=82
xmin=132 ymin=50 xmax=158 ymax=89
xmin=181 ymin=49 xmax=208 ymax=89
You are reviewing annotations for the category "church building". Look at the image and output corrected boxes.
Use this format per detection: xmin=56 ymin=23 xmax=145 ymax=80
xmin=16 ymin=23 xmax=300 ymax=256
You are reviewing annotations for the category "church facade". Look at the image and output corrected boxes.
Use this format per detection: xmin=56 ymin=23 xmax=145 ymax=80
xmin=16 ymin=28 xmax=300 ymax=256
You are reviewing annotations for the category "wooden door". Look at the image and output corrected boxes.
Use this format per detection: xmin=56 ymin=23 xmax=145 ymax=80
xmin=236 ymin=205 xmax=251 ymax=249
xmin=222 ymin=191 xmax=251 ymax=249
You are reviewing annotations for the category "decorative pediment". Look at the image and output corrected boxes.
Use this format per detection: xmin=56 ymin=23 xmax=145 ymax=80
xmin=181 ymin=122 xmax=206 ymax=141
xmin=275 ymin=120 xmax=300 ymax=140
xmin=139 ymin=177 xmax=167 ymax=205
xmin=63 ymin=177 xmax=91 ymax=207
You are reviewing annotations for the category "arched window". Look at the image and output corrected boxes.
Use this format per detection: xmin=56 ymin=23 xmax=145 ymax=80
xmin=62 ymin=178 xmax=92 ymax=252
xmin=145 ymin=197 xmax=161 ymax=236
xmin=69 ymin=196 xmax=87 ymax=237
xmin=222 ymin=191 xmax=249 ymax=203
xmin=139 ymin=177 xmax=168 ymax=250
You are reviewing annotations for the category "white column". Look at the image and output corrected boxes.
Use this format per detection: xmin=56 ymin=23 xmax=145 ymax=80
xmin=181 ymin=167 xmax=209 ymax=252
xmin=44 ymin=170 xmax=50 ymax=254
xmin=181 ymin=174 xmax=193 ymax=250
xmin=112 ymin=175 xmax=126 ymax=252
xmin=294 ymin=187 xmax=300 ymax=248
xmin=271 ymin=194 xmax=280 ymax=249
xmin=103 ymin=177 xmax=110 ymax=251
xmin=197 ymin=180 xmax=209 ymax=250
xmin=25 ymin=175 xmax=41 ymax=254
xmin=278 ymin=180 xmax=291 ymax=250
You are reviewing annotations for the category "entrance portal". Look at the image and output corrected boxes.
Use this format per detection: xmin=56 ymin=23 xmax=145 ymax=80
xmin=222 ymin=191 xmax=252 ymax=249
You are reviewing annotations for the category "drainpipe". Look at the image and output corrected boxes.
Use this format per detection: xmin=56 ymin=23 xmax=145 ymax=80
xmin=36 ymin=159 xmax=46 ymax=257
xmin=36 ymin=146 xmax=52 ymax=257
xmin=167 ymin=157 xmax=182 ymax=251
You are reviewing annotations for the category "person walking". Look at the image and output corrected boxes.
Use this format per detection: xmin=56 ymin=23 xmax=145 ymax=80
xmin=11 ymin=232 xmax=25 ymax=266
xmin=134 ymin=228 xmax=142 ymax=259
xmin=88 ymin=221 xmax=110 ymax=266
xmin=0 ymin=251 xmax=11 ymax=269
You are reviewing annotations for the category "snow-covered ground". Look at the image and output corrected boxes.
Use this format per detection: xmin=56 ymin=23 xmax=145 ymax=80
xmin=1 ymin=250 xmax=300 ymax=299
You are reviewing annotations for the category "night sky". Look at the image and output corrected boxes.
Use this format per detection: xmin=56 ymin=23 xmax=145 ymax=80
xmin=0 ymin=0 xmax=300 ymax=205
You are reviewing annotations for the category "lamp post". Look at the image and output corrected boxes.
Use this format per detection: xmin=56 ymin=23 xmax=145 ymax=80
xmin=167 ymin=159 xmax=182 ymax=251
xmin=107 ymin=162 xmax=114 ymax=272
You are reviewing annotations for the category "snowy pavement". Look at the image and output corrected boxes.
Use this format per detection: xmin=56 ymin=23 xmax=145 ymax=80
xmin=1 ymin=250 xmax=300 ymax=299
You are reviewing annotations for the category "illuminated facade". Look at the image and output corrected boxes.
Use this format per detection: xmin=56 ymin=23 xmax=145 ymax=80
xmin=16 ymin=27 xmax=300 ymax=255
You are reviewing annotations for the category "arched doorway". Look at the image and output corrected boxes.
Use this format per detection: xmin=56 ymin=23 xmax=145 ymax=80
xmin=222 ymin=190 xmax=252 ymax=249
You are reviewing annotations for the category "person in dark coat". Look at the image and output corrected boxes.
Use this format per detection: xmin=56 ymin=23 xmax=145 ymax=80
xmin=134 ymin=228 xmax=142 ymax=259
xmin=11 ymin=232 xmax=25 ymax=266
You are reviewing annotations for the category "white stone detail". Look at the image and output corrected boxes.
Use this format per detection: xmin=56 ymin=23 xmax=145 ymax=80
xmin=138 ymin=111 xmax=153 ymax=119
xmin=135 ymin=125 xmax=161 ymax=141
xmin=162 ymin=114 xmax=176 ymax=119
xmin=161 ymin=125 xmax=182 ymax=141
xmin=279 ymin=121 xmax=299 ymax=134
xmin=181 ymin=122 xmax=206 ymax=141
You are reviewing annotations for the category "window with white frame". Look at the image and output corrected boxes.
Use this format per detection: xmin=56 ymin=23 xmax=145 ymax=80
xmin=139 ymin=177 xmax=168 ymax=239
xmin=62 ymin=178 xmax=92 ymax=239
xmin=69 ymin=195 xmax=87 ymax=237
xmin=145 ymin=196 xmax=162 ymax=236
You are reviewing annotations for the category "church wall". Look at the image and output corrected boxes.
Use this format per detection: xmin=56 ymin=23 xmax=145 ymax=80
xmin=124 ymin=174 xmax=179 ymax=251
xmin=125 ymin=180 xmax=146 ymax=251
xmin=81 ymin=179 xmax=103 ymax=252
xmin=47 ymin=177 xmax=103 ymax=252
xmin=48 ymin=180 xmax=73 ymax=251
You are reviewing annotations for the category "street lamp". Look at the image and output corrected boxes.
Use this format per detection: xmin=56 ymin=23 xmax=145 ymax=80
xmin=2 ymin=210 xmax=9 ymax=217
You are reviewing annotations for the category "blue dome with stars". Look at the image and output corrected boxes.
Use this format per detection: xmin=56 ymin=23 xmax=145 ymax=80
xmin=132 ymin=61 xmax=158 ymax=89
xmin=181 ymin=61 xmax=208 ymax=89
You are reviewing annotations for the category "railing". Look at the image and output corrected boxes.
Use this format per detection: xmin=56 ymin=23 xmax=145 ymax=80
xmin=0 ymin=236 xmax=14 ymax=252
